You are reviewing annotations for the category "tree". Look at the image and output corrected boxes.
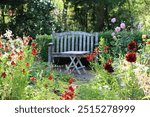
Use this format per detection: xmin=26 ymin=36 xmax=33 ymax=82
xmin=9 ymin=0 xmax=57 ymax=37
xmin=0 ymin=0 xmax=57 ymax=37
xmin=63 ymin=0 xmax=128 ymax=31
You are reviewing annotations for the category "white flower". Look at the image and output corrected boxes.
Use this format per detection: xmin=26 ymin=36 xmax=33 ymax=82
xmin=4 ymin=29 xmax=13 ymax=39
xmin=103 ymin=85 xmax=111 ymax=90
xmin=111 ymin=18 xmax=116 ymax=23
xmin=120 ymin=23 xmax=126 ymax=29
xmin=111 ymin=32 xmax=115 ymax=37
xmin=98 ymin=86 xmax=102 ymax=90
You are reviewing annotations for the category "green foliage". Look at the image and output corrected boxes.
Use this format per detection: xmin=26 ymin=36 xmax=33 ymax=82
xmin=99 ymin=30 xmax=143 ymax=58
xmin=35 ymin=34 xmax=52 ymax=62
xmin=76 ymin=61 xmax=145 ymax=100
xmin=24 ymin=77 xmax=68 ymax=100
xmin=11 ymin=0 xmax=56 ymax=37
xmin=0 ymin=0 xmax=58 ymax=37
xmin=0 ymin=36 xmax=34 ymax=99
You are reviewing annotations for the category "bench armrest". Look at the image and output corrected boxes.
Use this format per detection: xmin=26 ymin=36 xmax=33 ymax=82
xmin=48 ymin=42 xmax=54 ymax=63
xmin=48 ymin=42 xmax=54 ymax=46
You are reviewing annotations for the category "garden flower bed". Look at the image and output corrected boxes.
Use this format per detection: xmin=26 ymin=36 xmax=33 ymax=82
xmin=0 ymin=29 xmax=150 ymax=100
xmin=0 ymin=30 xmax=77 ymax=100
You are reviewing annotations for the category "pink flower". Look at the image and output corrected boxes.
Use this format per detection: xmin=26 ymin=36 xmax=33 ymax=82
xmin=120 ymin=23 xmax=126 ymax=29
xmin=115 ymin=27 xmax=121 ymax=32
xmin=111 ymin=32 xmax=115 ymax=37
xmin=111 ymin=18 xmax=116 ymax=23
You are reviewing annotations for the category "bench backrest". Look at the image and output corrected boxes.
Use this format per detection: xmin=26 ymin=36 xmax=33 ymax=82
xmin=52 ymin=31 xmax=98 ymax=53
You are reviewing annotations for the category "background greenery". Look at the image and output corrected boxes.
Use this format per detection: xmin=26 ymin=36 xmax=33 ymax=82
xmin=0 ymin=0 xmax=150 ymax=36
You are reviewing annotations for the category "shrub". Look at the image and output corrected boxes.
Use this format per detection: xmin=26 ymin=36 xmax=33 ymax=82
xmin=35 ymin=34 xmax=52 ymax=62
xmin=98 ymin=30 xmax=143 ymax=58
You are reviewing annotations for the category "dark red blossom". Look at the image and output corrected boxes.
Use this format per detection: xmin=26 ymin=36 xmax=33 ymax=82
xmin=94 ymin=47 xmax=99 ymax=54
xmin=32 ymin=48 xmax=37 ymax=55
xmin=1 ymin=72 xmax=7 ymax=78
xmin=61 ymin=78 xmax=76 ymax=100
xmin=125 ymin=52 xmax=136 ymax=62
xmin=31 ymin=42 xmax=37 ymax=47
xmin=61 ymin=91 xmax=75 ymax=100
xmin=17 ymin=50 xmax=23 ymax=56
xmin=104 ymin=63 xmax=114 ymax=73
xmin=26 ymin=62 xmax=30 ymax=66
xmin=0 ymin=41 xmax=2 ymax=48
xmin=107 ymin=59 xmax=112 ymax=64
xmin=68 ymin=86 xmax=74 ymax=92
xmin=8 ymin=56 xmax=12 ymax=60
xmin=11 ymin=61 xmax=16 ymax=66
xmin=30 ymin=77 xmax=36 ymax=81
xmin=28 ymin=37 xmax=33 ymax=41
xmin=48 ymin=74 xmax=53 ymax=80
xmin=61 ymin=86 xmax=75 ymax=100
xmin=104 ymin=46 xmax=110 ymax=52
xmin=127 ymin=41 xmax=136 ymax=51
xmin=10 ymin=52 xmax=15 ymax=57
xmin=68 ymin=77 xmax=75 ymax=85
xmin=18 ymin=56 xmax=24 ymax=60
xmin=21 ymin=69 xmax=25 ymax=73
xmin=85 ymin=53 xmax=96 ymax=61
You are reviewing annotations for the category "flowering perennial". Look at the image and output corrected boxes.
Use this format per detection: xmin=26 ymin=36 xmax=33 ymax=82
xmin=127 ymin=41 xmax=136 ymax=51
xmin=61 ymin=78 xmax=76 ymax=100
xmin=104 ymin=59 xmax=114 ymax=73
xmin=125 ymin=52 xmax=136 ymax=63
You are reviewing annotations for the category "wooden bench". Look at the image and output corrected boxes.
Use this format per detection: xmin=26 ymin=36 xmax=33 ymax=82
xmin=48 ymin=31 xmax=99 ymax=74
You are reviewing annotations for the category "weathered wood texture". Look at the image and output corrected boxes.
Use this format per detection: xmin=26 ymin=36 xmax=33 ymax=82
xmin=48 ymin=31 xmax=98 ymax=63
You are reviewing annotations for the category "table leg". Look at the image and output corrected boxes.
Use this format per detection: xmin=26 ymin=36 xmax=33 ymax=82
xmin=76 ymin=57 xmax=86 ymax=73
xmin=68 ymin=56 xmax=81 ymax=74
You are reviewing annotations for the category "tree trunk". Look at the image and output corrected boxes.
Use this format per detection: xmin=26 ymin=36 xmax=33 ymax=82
xmin=1 ymin=5 xmax=5 ymax=25
xmin=95 ymin=1 xmax=106 ymax=31
xmin=62 ymin=0 xmax=68 ymax=31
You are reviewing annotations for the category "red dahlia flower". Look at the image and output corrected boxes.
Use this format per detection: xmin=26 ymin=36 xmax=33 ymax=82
xmin=21 ymin=69 xmax=25 ymax=73
xmin=30 ymin=77 xmax=36 ymax=81
xmin=68 ymin=86 xmax=74 ymax=92
xmin=104 ymin=63 xmax=114 ymax=73
xmin=17 ymin=50 xmax=23 ymax=56
xmin=68 ymin=77 xmax=75 ymax=85
xmin=1 ymin=72 xmax=7 ymax=78
xmin=0 ymin=41 xmax=2 ymax=48
xmin=26 ymin=62 xmax=30 ymax=66
xmin=85 ymin=53 xmax=96 ymax=61
xmin=10 ymin=52 xmax=15 ymax=57
xmin=127 ymin=41 xmax=136 ymax=51
xmin=18 ymin=55 xmax=24 ymax=60
xmin=104 ymin=46 xmax=110 ymax=52
xmin=48 ymin=74 xmax=53 ymax=80
xmin=31 ymin=42 xmax=37 ymax=47
xmin=125 ymin=52 xmax=136 ymax=62
xmin=32 ymin=48 xmax=37 ymax=55
xmin=61 ymin=86 xmax=75 ymax=100
xmin=11 ymin=61 xmax=16 ymax=66
xmin=94 ymin=47 xmax=99 ymax=54
xmin=107 ymin=59 xmax=112 ymax=64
